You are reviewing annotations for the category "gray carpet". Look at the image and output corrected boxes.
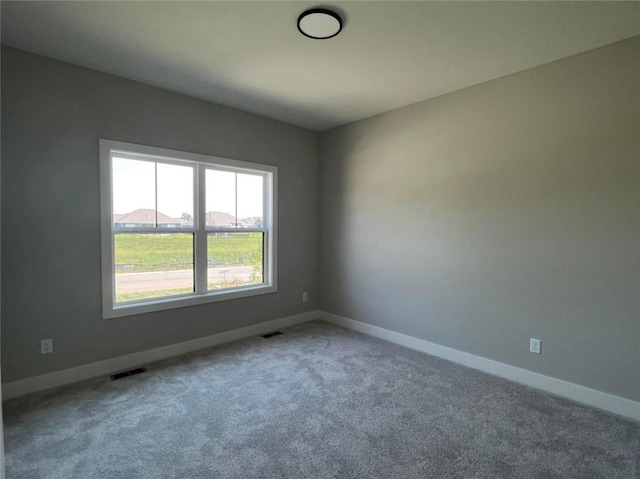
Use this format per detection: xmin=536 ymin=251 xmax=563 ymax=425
xmin=3 ymin=320 xmax=639 ymax=479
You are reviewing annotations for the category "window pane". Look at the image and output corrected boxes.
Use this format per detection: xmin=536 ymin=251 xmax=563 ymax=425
xmin=112 ymin=157 xmax=155 ymax=227
xmin=157 ymin=163 xmax=194 ymax=228
xmin=206 ymin=169 xmax=236 ymax=227
xmin=114 ymin=233 xmax=194 ymax=303
xmin=237 ymin=173 xmax=264 ymax=228
xmin=208 ymin=232 xmax=263 ymax=290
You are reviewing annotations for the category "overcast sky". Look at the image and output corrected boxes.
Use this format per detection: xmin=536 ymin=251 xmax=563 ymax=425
xmin=112 ymin=157 xmax=263 ymax=219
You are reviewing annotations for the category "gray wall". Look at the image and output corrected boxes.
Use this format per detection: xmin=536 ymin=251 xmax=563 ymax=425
xmin=3 ymin=36 xmax=639 ymax=404
xmin=320 ymin=37 xmax=640 ymax=401
xmin=0 ymin=45 xmax=5 ymax=476
xmin=1 ymin=47 xmax=320 ymax=383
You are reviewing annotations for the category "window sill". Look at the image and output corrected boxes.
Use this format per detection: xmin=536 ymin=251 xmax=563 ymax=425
xmin=103 ymin=284 xmax=277 ymax=319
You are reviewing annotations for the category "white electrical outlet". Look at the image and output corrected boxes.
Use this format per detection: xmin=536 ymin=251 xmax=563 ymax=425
xmin=302 ymin=292 xmax=309 ymax=303
xmin=41 ymin=338 xmax=53 ymax=355
xmin=529 ymin=338 xmax=541 ymax=354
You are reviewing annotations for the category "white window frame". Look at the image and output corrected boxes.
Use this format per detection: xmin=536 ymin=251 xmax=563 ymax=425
xmin=100 ymin=139 xmax=278 ymax=319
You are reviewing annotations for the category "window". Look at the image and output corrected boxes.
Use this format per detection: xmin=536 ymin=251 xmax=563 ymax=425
xmin=100 ymin=140 xmax=277 ymax=319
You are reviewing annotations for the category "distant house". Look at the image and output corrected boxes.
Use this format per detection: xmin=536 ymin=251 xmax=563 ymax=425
xmin=205 ymin=211 xmax=237 ymax=227
xmin=113 ymin=209 xmax=263 ymax=229
xmin=207 ymin=213 xmax=264 ymax=228
xmin=113 ymin=213 xmax=127 ymax=224
xmin=238 ymin=217 xmax=264 ymax=228
xmin=114 ymin=209 xmax=185 ymax=228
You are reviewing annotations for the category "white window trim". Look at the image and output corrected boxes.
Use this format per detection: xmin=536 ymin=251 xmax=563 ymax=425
xmin=100 ymin=139 xmax=278 ymax=319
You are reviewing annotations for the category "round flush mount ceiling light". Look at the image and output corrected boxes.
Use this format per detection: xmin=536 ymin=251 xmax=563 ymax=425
xmin=297 ymin=8 xmax=343 ymax=40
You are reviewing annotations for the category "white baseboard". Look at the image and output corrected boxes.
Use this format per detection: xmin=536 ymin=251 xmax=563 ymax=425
xmin=4 ymin=309 xmax=638 ymax=423
xmin=2 ymin=310 xmax=321 ymax=401
xmin=320 ymin=311 xmax=640 ymax=423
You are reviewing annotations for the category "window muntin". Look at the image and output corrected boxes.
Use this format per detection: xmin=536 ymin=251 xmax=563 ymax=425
xmin=100 ymin=140 xmax=277 ymax=319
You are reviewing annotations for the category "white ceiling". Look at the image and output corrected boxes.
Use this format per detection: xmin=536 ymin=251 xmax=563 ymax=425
xmin=2 ymin=1 xmax=640 ymax=131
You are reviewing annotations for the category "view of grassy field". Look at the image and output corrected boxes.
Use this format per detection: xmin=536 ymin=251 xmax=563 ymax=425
xmin=113 ymin=233 xmax=264 ymax=303
xmin=114 ymin=233 xmax=263 ymax=272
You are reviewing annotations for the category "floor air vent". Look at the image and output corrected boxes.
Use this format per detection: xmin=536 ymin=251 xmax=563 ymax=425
xmin=261 ymin=331 xmax=283 ymax=339
xmin=110 ymin=367 xmax=147 ymax=381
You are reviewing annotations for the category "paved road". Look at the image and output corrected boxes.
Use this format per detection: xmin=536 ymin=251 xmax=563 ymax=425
xmin=116 ymin=266 xmax=255 ymax=293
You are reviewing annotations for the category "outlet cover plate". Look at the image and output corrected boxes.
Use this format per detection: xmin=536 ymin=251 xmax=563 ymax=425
xmin=41 ymin=338 xmax=53 ymax=355
xmin=530 ymin=338 xmax=541 ymax=354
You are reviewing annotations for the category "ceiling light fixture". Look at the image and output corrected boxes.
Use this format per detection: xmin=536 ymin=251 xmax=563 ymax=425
xmin=297 ymin=8 xmax=343 ymax=40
